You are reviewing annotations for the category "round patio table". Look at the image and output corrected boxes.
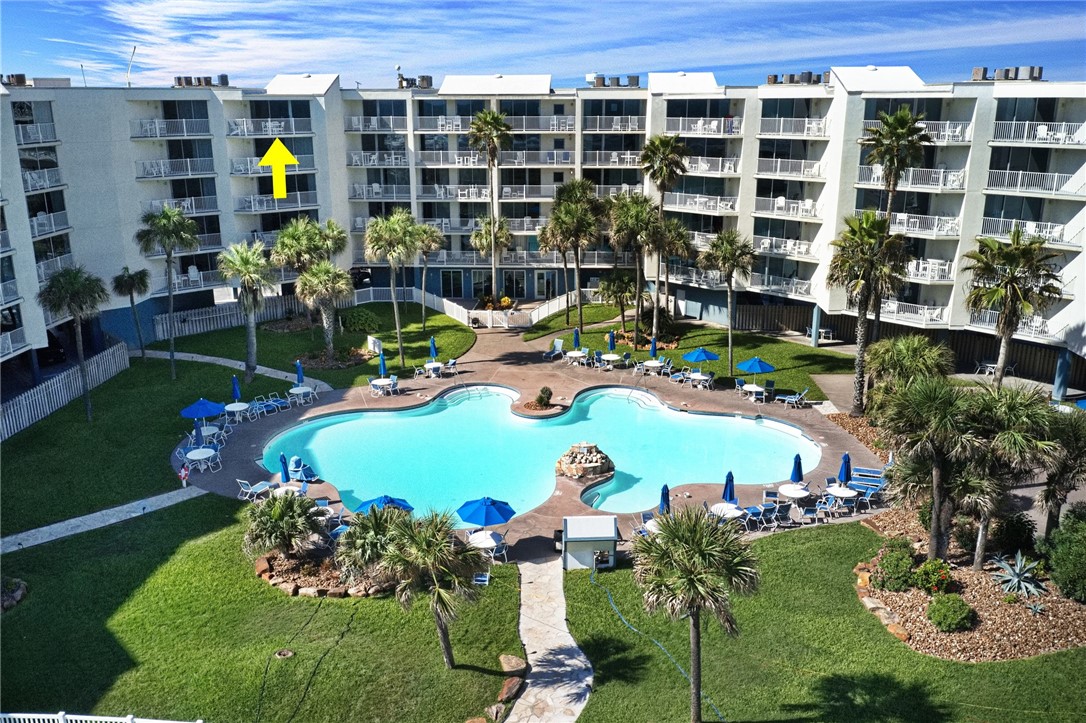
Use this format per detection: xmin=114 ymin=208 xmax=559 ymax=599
xmin=225 ymin=402 xmax=249 ymax=423
xmin=825 ymin=485 xmax=858 ymax=498
xmin=468 ymin=530 xmax=502 ymax=549
xmin=565 ymin=350 xmax=586 ymax=364
xmin=778 ymin=484 xmax=810 ymax=499
xmin=424 ymin=361 xmax=443 ymax=377
xmin=710 ymin=503 xmax=743 ymax=519
xmin=643 ymin=360 xmax=664 ymax=375
xmin=644 ymin=518 xmax=662 ymax=534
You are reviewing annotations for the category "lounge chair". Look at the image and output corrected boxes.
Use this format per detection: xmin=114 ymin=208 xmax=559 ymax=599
xmin=237 ymin=479 xmax=272 ymax=501
xmin=743 ymin=506 xmax=775 ymax=531
xmin=774 ymin=502 xmax=794 ymax=527
xmin=473 ymin=572 xmax=491 ymax=586
xmin=268 ymin=392 xmax=292 ymax=410
xmin=853 ymin=466 xmax=886 ymax=479
xmin=328 ymin=524 xmax=350 ymax=542
xmin=781 ymin=387 xmax=810 ymax=408
xmin=543 ymin=339 xmax=565 ymax=361
xmin=670 ymin=366 xmax=691 ymax=384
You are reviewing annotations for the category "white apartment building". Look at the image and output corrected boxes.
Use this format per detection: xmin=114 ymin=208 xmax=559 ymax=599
xmin=1 ymin=65 xmax=1083 ymax=394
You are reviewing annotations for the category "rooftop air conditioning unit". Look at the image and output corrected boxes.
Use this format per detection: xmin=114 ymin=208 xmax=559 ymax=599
xmin=11 ymin=73 xmax=27 ymax=85
xmin=418 ymin=75 xmax=432 ymax=89
xmin=800 ymin=71 xmax=812 ymax=83
xmin=182 ymin=76 xmax=194 ymax=86
xmin=1030 ymin=66 xmax=1043 ymax=80
xmin=994 ymin=68 xmax=1007 ymax=80
xmin=594 ymin=75 xmax=605 ymax=88
xmin=1005 ymin=67 xmax=1019 ymax=80
xmin=627 ymin=75 xmax=640 ymax=88
xmin=785 ymin=73 xmax=797 ymax=84
xmin=218 ymin=74 xmax=230 ymax=86
xmin=971 ymin=66 xmax=987 ymax=81
xmin=202 ymin=76 xmax=212 ymax=86
xmin=174 ymin=76 xmax=184 ymax=87
xmin=193 ymin=77 xmax=204 ymax=86
xmin=609 ymin=76 xmax=621 ymax=87
xmin=1018 ymin=66 xmax=1034 ymax=81
xmin=822 ymin=71 xmax=831 ymax=84
xmin=767 ymin=74 xmax=778 ymax=84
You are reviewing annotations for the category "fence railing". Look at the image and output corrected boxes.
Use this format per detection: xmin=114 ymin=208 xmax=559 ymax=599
xmin=346 ymin=115 xmax=408 ymax=132
xmin=986 ymin=169 xmax=1084 ymax=197
xmin=0 ymin=713 xmax=202 ymax=723
xmin=528 ymin=289 xmax=597 ymax=324
xmin=0 ymin=342 xmax=129 ymax=441
xmin=130 ymin=117 xmax=212 ymax=138
xmin=665 ymin=117 xmax=743 ymax=136
xmin=0 ymin=328 xmax=29 ymax=358
xmin=151 ymin=295 xmax=317 ymax=340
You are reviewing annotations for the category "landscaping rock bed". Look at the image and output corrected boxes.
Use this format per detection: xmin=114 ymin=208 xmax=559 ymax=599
xmin=827 ymin=412 xmax=892 ymax=464
xmin=255 ymin=552 xmax=394 ymax=598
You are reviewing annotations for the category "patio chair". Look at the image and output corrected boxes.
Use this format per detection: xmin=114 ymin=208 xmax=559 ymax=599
xmin=237 ymin=479 xmax=272 ymax=501
xmin=853 ymin=466 xmax=886 ymax=479
xmin=490 ymin=540 xmax=509 ymax=563
xmin=798 ymin=504 xmax=821 ymax=524
xmin=253 ymin=395 xmax=279 ymax=415
xmin=368 ymin=376 xmax=385 ymax=398
xmin=328 ymin=524 xmax=350 ymax=542
xmin=781 ymin=388 xmax=810 ymax=408
xmin=743 ymin=506 xmax=774 ymax=531
xmin=621 ymin=352 xmax=632 ymax=368
xmin=632 ymin=360 xmax=646 ymax=377
xmin=670 ymin=366 xmax=691 ymax=384
xmin=413 ymin=365 xmax=427 ymax=379
xmin=764 ymin=380 xmax=776 ymax=401
xmin=473 ymin=571 xmax=491 ymax=586
xmin=761 ymin=491 xmax=779 ymax=508
xmin=640 ymin=511 xmax=655 ymax=525
xmin=444 ymin=359 xmax=460 ymax=377
xmin=543 ymin=338 xmax=565 ymax=360
xmin=751 ymin=389 xmax=766 ymax=404
xmin=594 ymin=351 xmax=606 ymax=370
xmin=734 ymin=378 xmax=746 ymax=394
xmin=773 ymin=502 xmax=794 ymax=527
xmin=389 ymin=374 xmax=401 ymax=395
xmin=207 ymin=451 xmax=223 ymax=473
xmin=268 ymin=392 xmax=291 ymax=411
xmin=696 ymin=371 xmax=716 ymax=390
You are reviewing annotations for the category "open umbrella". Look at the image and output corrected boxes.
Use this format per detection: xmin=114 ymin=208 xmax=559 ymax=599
xmin=429 ymin=335 xmax=438 ymax=359
xmin=295 ymin=359 xmax=305 ymax=386
xmin=355 ymin=495 xmax=414 ymax=513
xmin=650 ymin=336 xmax=657 ymax=358
xmin=279 ymin=452 xmax=290 ymax=485
xmin=181 ymin=398 xmax=225 ymax=421
xmin=193 ymin=420 xmax=204 ymax=447
xmin=608 ymin=329 xmax=616 ymax=352
xmin=231 ymin=375 xmax=242 ymax=402
xmin=682 ymin=347 xmax=720 ymax=363
xmin=378 ymin=351 xmax=387 ymax=377
xmin=659 ymin=484 xmax=671 ymax=515
xmin=838 ymin=452 xmax=852 ymax=484
xmin=736 ymin=356 xmax=776 ymax=384
xmin=457 ymin=497 xmax=516 ymax=527
xmin=722 ymin=471 xmax=737 ymax=505
xmin=573 ymin=327 xmax=580 ymax=349
xmin=790 ymin=454 xmax=804 ymax=484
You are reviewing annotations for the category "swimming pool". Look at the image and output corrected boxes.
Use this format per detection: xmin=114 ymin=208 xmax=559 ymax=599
xmin=261 ymin=386 xmax=822 ymax=521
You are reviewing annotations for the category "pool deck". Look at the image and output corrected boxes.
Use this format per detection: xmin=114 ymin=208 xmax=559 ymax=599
xmin=181 ymin=326 xmax=884 ymax=560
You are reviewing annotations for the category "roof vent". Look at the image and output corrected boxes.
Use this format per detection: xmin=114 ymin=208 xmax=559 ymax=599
xmin=866 ymin=64 xmax=877 ymax=71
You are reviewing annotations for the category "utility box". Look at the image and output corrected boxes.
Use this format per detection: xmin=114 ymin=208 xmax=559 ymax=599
xmin=562 ymin=515 xmax=619 ymax=570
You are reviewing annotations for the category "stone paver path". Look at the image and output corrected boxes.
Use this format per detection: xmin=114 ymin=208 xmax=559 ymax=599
xmin=0 ymin=486 xmax=207 ymax=554
xmin=508 ymin=556 xmax=593 ymax=723
xmin=139 ymin=350 xmax=335 ymax=392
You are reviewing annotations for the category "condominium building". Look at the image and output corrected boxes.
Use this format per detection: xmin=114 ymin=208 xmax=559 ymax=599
xmin=1 ymin=65 xmax=1083 ymax=393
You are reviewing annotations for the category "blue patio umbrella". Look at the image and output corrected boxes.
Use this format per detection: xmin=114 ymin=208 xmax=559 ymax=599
xmin=682 ymin=347 xmax=720 ymax=363
xmin=378 ymin=351 xmax=387 ymax=377
xmin=608 ymin=329 xmax=616 ymax=352
xmin=650 ymin=336 xmax=657 ymax=358
xmin=736 ymin=356 xmax=776 ymax=384
xmin=279 ymin=452 xmax=290 ymax=485
xmin=295 ymin=359 xmax=305 ymax=386
xmin=429 ymin=335 xmax=438 ymax=359
xmin=457 ymin=496 xmax=516 ymax=527
xmin=790 ymin=454 xmax=804 ymax=484
xmin=573 ymin=327 xmax=580 ymax=349
xmin=355 ymin=495 xmax=414 ymax=514
xmin=180 ymin=398 xmax=225 ymax=420
xmin=838 ymin=452 xmax=852 ymax=484
xmin=659 ymin=484 xmax=671 ymax=515
xmin=193 ymin=420 xmax=204 ymax=447
xmin=723 ymin=471 xmax=737 ymax=505
xmin=231 ymin=375 xmax=242 ymax=402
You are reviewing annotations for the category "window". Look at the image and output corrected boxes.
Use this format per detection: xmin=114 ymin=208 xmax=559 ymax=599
xmin=503 ymin=270 xmax=526 ymax=298
xmin=553 ymin=138 xmax=565 ymax=150
xmin=554 ymin=172 xmax=564 ymax=183
xmin=471 ymin=270 xmax=492 ymax=298
xmin=249 ymin=99 xmax=310 ymax=119
xmin=163 ymin=100 xmax=209 ymax=120
xmin=418 ymin=99 xmax=447 ymax=117
xmin=456 ymin=99 xmax=486 ymax=117
xmin=499 ymin=99 xmax=540 ymax=116
xmin=362 ymin=99 xmax=406 ymax=116
xmin=441 ymin=270 xmax=463 ymax=297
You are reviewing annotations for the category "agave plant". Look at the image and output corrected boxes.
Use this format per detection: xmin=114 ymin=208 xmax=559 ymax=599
xmin=1026 ymin=601 xmax=1046 ymax=616
xmin=990 ymin=550 xmax=1046 ymax=598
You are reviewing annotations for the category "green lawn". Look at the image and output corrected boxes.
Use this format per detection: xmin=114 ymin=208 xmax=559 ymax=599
xmin=151 ymin=303 xmax=476 ymax=389
xmin=0 ymin=495 xmax=522 ymax=723
xmin=522 ymin=304 xmax=620 ymax=341
xmin=0 ymin=359 xmax=287 ymax=537
xmin=559 ymin=323 xmax=855 ymax=401
xmin=566 ymin=523 xmax=1086 ymax=722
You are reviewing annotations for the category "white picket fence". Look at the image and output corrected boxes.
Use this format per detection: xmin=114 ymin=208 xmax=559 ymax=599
xmin=0 ymin=713 xmax=202 ymax=723
xmin=0 ymin=342 xmax=129 ymax=441
xmin=151 ymin=295 xmax=332 ymax=341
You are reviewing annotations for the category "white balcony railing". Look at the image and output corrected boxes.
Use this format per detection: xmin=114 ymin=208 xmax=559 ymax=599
xmin=348 ymin=150 xmax=411 ymax=167
xmin=230 ymin=154 xmax=316 ymax=175
xmin=140 ymin=233 xmax=224 ymax=257
xmin=345 ymin=115 xmax=408 ymax=132
xmin=151 ymin=269 xmax=224 ymax=295
xmin=905 ymin=258 xmax=954 ymax=282
xmin=969 ymin=309 xmax=1058 ymax=339
xmin=749 ymin=272 xmax=812 ymax=296
xmin=583 ymin=150 xmax=643 ymax=167
xmin=1 ymin=278 xmax=20 ymax=305
xmin=141 ymin=195 xmax=219 ymax=214
xmin=130 ymin=118 xmax=212 ymax=138
xmin=418 ymin=218 xmax=481 ymax=234
xmin=666 ymin=263 xmax=727 ymax=289
xmin=754 ymin=236 xmax=817 ymax=258
xmin=755 ymin=197 xmax=820 ymax=219
xmin=507 ymin=217 xmax=548 ymax=233
xmin=596 ymin=184 xmax=638 ymax=199
xmin=861 ymin=209 xmax=960 ymax=237
xmin=857 ymin=165 xmax=965 ymax=190
xmin=414 ymin=116 xmax=471 ymax=132
xmin=986 ymin=169 xmax=1085 ymax=197
xmin=136 ymin=157 xmax=215 ymax=179
xmin=991 ymin=121 xmax=1085 ymax=146
xmin=664 ymin=192 xmax=737 ymax=215
xmin=349 ymin=183 xmax=411 ymax=200
xmin=757 ymin=158 xmax=824 ymax=179
xmin=664 ymin=117 xmax=743 ymax=136
xmin=414 ymin=185 xmax=492 ymax=201
xmin=500 ymin=184 xmax=556 ymax=200
xmin=35 ymin=252 xmax=75 ymax=283
xmin=759 ymin=117 xmax=828 ymax=137
xmin=412 ymin=151 xmax=480 ymax=167
xmin=979 ymin=217 xmax=1079 ymax=248
xmin=582 ymin=116 xmax=645 ymax=132
xmin=687 ymin=156 xmax=739 ymax=176
xmin=877 ymin=299 xmax=947 ymax=324
xmin=21 ymin=168 xmax=64 ymax=192
xmin=499 ymin=150 xmax=574 ymax=165
xmin=228 ymin=117 xmax=313 ymax=136
xmin=862 ymin=120 xmax=973 ymax=144
xmin=235 ymin=191 xmax=319 ymax=212
xmin=0 ymin=328 xmax=29 ymax=357
xmin=29 ymin=211 xmax=70 ymax=238
xmin=506 ymin=115 xmax=576 ymax=132
xmin=15 ymin=123 xmax=58 ymax=145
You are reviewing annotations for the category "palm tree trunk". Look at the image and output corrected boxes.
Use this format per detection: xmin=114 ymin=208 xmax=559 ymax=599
xmin=929 ymin=454 xmax=948 ymax=561
xmin=390 ymin=266 xmax=405 ymax=367
xmin=166 ymin=253 xmax=177 ymax=381
xmin=490 ymin=159 xmax=501 ymax=300
xmin=871 ymin=300 xmax=883 ymax=344
xmin=619 ymin=297 xmax=627 ymax=334
xmin=562 ymin=256 xmax=571 ymax=326
xmin=72 ymin=315 xmax=93 ymax=422
xmin=993 ymin=331 xmax=1012 ymax=390
xmin=1045 ymin=504 xmax=1062 ymax=542
xmin=434 ymin=609 xmax=455 ymax=669
xmin=129 ymin=293 xmax=146 ymax=359
xmin=321 ymin=302 xmax=335 ymax=362
xmin=652 ymin=252 xmax=662 ymax=340
xmin=420 ymin=259 xmax=429 ymax=331
xmin=872 ymin=185 xmax=896 ymax=345
xmin=726 ymin=281 xmax=735 ymax=376
xmin=664 ymin=265 xmax=672 ymax=318
xmin=244 ymin=309 xmax=258 ymax=382
xmin=689 ymin=608 xmax=702 ymax=723
xmin=972 ymin=513 xmax=990 ymax=571
xmin=574 ymin=251 xmax=584 ymax=332
xmin=850 ymin=287 xmax=871 ymax=416
xmin=633 ymin=252 xmax=642 ymax=350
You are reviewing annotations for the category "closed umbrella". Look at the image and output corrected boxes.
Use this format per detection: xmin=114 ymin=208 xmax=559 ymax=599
xmin=790 ymin=454 xmax=804 ymax=484
xmin=378 ymin=351 xmax=387 ymax=377
xmin=355 ymin=495 xmax=414 ymax=513
xmin=723 ymin=471 xmax=737 ymax=505
xmin=295 ymin=359 xmax=305 ymax=386
xmin=573 ymin=327 xmax=580 ymax=349
xmin=279 ymin=452 xmax=290 ymax=485
xmin=838 ymin=452 xmax=852 ymax=484
xmin=659 ymin=484 xmax=670 ymax=515
xmin=193 ymin=420 xmax=204 ymax=447
xmin=608 ymin=329 xmax=616 ymax=352
xmin=429 ymin=335 xmax=438 ymax=359
xmin=682 ymin=347 xmax=719 ymax=363
xmin=231 ymin=375 xmax=242 ymax=402
xmin=650 ymin=336 xmax=657 ymax=358
xmin=457 ymin=497 xmax=516 ymax=527
xmin=736 ymin=356 xmax=776 ymax=384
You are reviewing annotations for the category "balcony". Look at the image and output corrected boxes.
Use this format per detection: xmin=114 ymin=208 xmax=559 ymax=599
xmin=151 ymin=269 xmax=225 ymax=295
xmin=235 ymin=191 xmax=318 ymax=213
xmin=230 ymin=155 xmax=316 ymax=175
xmin=15 ymin=123 xmax=58 ymax=145
xmin=582 ymin=116 xmax=645 ymax=132
xmin=991 ymin=121 xmax=1085 ymax=146
xmin=42 ymin=306 xmax=71 ymax=328
xmin=748 ymin=272 xmax=812 ymax=297
xmin=596 ymin=184 xmax=638 ymax=199
xmin=349 ymin=183 xmax=411 ymax=201
xmin=35 ymin=252 xmax=74 ymax=283
xmin=414 ymin=151 xmax=482 ymax=167
xmin=757 ymin=158 xmax=824 ymax=180
xmin=227 ymin=118 xmax=313 ymax=136
xmin=969 ymin=309 xmax=1060 ymax=340
xmin=663 ymin=192 xmax=737 ymax=215
xmin=21 ymin=168 xmax=64 ymax=193
xmin=666 ymin=263 xmax=727 ymax=290
xmin=130 ymin=118 xmax=211 ymax=138
xmin=665 ymin=117 xmax=743 ymax=136
xmin=755 ymin=236 xmax=817 ymax=259
xmin=759 ymin=117 xmax=827 ymax=138
xmin=979 ymin=217 xmax=1079 ymax=249
xmin=0 ymin=229 xmax=10 ymax=251
xmin=414 ymin=185 xmax=492 ymax=201
xmin=583 ymin=150 xmax=642 ymax=167
xmin=862 ymin=120 xmax=972 ymax=144
xmin=687 ymin=156 xmax=739 ymax=176
xmin=905 ymin=258 xmax=954 ymax=283
xmin=499 ymin=150 xmax=574 ymax=166
xmin=29 ymin=211 xmax=71 ymax=239
xmin=862 ymin=210 xmax=960 ymax=238
xmin=1 ymin=278 xmax=20 ymax=306
xmin=136 ymin=157 xmax=215 ymax=179
xmin=345 ymin=116 xmax=407 ymax=132
xmin=507 ymin=217 xmax=548 ymax=233
xmin=414 ymin=116 xmax=470 ymax=132
xmin=754 ymin=197 xmax=820 ymax=219
xmin=876 ymin=299 xmax=947 ymax=326
xmin=141 ymin=196 xmax=219 ymax=215
xmin=0 ymin=328 xmax=29 ymax=358
xmin=141 ymin=233 xmax=224 ymax=258
xmin=349 ymin=151 xmax=411 ymax=167
xmin=857 ymin=165 xmax=965 ymax=191
xmin=419 ymin=218 xmax=480 ymax=234
xmin=500 ymin=184 xmax=557 ymax=201
xmin=986 ymin=169 xmax=1085 ymax=198
xmin=506 ymin=116 xmax=576 ymax=132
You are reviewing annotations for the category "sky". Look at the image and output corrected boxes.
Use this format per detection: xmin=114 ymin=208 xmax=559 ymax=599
xmin=1 ymin=0 xmax=1084 ymax=90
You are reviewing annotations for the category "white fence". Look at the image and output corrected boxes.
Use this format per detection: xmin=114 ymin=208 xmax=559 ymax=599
xmin=0 ymin=713 xmax=201 ymax=723
xmin=0 ymin=342 xmax=130 ymax=441
xmin=152 ymin=296 xmax=333 ymax=341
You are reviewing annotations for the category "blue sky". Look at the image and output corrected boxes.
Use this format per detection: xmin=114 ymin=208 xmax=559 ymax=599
xmin=2 ymin=0 xmax=1084 ymax=89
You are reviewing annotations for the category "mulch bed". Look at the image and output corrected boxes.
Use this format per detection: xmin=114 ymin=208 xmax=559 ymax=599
xmin=268 ymin=551 xmax=345 ymax=588
xmin=827 ymin=412 xmax=891 ymax=464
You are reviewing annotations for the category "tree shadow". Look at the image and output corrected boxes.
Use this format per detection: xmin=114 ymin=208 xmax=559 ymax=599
xmin=575 ymin=634 xmax=649 ymax=687
xmin=780 ymin=672 xmax=952 ymax=722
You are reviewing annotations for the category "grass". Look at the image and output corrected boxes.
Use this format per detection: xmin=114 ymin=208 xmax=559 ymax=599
xmin=521 ymin=304 xmax=620 ymax=341
xmin=0 ymin=494 xmax=523 ymax=723
xmin=566 ymin=523 xmax=1086 ymax=722
xmin=558 ymin=322 xmax=855 ymax=401
xmin=0 ymin=359 xmax=287 ymax=537
xmin=150 ymin=303 xmax=476 ymax=389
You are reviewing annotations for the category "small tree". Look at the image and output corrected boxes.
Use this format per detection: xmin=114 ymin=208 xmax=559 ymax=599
xmin=335 ymin=505 xmax=410 ymax=584
xmin=697 ymin=229 xmax=755 ymax=375
xmin=597 ymin=273 xmax=638 ymax=335
xmin=365 ymin=208 xmax=420 ymax=367
xmin=1038 ymin=410 xmax=1086 ymax=541
xmin=243 ymin=494 xmax=322 ymax=559
xmin=295 ymin=260 xmax=352 ymax=363
xmin=413 ymin=222 xmax=446 ymax=331
xmin=218 ymin=241 xmax=273 ymax=382
xmin=865 ymin=335 xmax=955 ymax=418
xmin=609 ymin=193 xmax=658 ymax=349
xmin=469 ymin=215 xmax=513 ymax=302
xmin=468 ymin=110 xmax=512 ymax=297
xmin=111 ymin=266 xmax=150 ymax=360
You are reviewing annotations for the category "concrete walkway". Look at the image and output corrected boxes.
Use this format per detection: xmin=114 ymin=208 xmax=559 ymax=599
xmin=138 ymin=350 xmax=336 ymax=392
xmin=507 ymin=557 xmax=593 ymax=723
xmin=0 ymin=486 xmax=207 ymax=554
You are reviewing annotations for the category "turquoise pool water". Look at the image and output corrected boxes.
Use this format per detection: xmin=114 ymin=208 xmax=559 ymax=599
xmin=261 ymin=386 xmax=822 ymax=521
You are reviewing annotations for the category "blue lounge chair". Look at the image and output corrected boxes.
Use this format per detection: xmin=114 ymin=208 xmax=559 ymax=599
xmin=543 ymin=338 xmax=565 ymax=360
xmin=774 ymin=502 xmax=794 ymax=527
xmin=237 ymin=479 xmax=272 ymax=501
xmin=781 ymin=387 xmax=810 ymax=408
xmin=473 ymin=572 xmax=491 ymax=586
xmin=854 ymin=466 xmax=886 ymax=479
xmin=734 ymin=378 xmax=746 ymax=394
xmin=389 ymin=374 xmax=401 ymax=395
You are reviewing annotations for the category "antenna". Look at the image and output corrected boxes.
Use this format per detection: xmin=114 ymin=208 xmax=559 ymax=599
xmin=126 ymin=45 xmax=137 ymax=87
xmin=80 ymin=64 xmax=87 ymax=87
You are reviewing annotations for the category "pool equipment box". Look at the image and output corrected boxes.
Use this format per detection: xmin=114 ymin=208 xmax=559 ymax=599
xmin=562 ymin=515 xmax=619 ymax=570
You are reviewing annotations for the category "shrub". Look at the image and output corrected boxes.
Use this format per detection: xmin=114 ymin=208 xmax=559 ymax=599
xmin=244 ymin=494 xmax=322 ymax=558
xmin=339 ymin=306 xmax=382 ymax=334
xmin=1064 ymin=501 xmax=1086 ymax=526
xmin=882 ymin=536 xmax=914 ymax=555
xmin=990 ymin=551 xmax=1046 ymax=598
xmin=913 ymin=559 xmax=953 ymax=595
xmin=535 ymin=386 xmax=553 ymax=407
xmin=952 ymin=515 xmax=978 ymax=553
xmin=871 ymin=545 xmax=915 ymax=592
xmin=638 ymin=306 xmax=677 ymax=340
xmin=918 ymin=504 xmax=932 ymax=532
xmin=1002 ymin=593 xmax=1019 ymax=604
xmin=927 ymin=593 xmax=976 ymax=632
xmin=991 ymin=511 xmax=1036 ymax=556
xmin=1048 ymin=518 xmax=1086 ymax=603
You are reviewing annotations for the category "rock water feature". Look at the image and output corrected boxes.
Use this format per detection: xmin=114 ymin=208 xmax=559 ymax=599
xmin=556 ymin=442 xmax=614 ymax=479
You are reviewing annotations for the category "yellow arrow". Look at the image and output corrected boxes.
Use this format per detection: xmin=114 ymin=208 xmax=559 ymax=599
xmin=258 ymin=139 xmax=298 ymax=198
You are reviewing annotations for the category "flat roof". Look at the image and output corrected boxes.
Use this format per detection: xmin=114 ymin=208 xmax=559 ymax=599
xmin=439 ymin=74 xmax=551 ymax=95
xmin=831 ymin=65 xmax=925 ymax=92
xmin=647 ymin=72 xmax=720 ymax=94
xmin=264 ymin=73 xmax=339 ymax=96
xmin=564 ymin=515 xmax=619 ymax=541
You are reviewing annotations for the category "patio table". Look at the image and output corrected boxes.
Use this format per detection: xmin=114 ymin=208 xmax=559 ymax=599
xmin=424 ymin=361 xmax=444 ymax=377
xmin=185 ymin=447 xmax=215 ymax=472
xmin=468 ymin=530 xmax=502 ymax=549
xmin=710 ymin=502 xmax=742 ymax=518
xmin=825 ymin=485 xmax=858 ymax=498
xmin=225 ymin=402 xmax=249 ymax=423
xmin=778 ymin=484 xmax=811 ymax=499
xmin=643 ymin=360 xmax=664 ymax=375
xmin=372 ymin=378 xmax=394 ymax=395
xmin=565 ymin=350 xmax=586 ymax=365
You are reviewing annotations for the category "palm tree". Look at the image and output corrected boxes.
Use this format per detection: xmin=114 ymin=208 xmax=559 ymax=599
xmin=647 ymin=218 xmax=686 ymax=340
xmin=544 ymin=197 xmax=599 ymax=332
xmin=243 ymin=494 xmax=323 ymax=559
xmin=335 ymin=505 xmax=410 ymax=584
xmin=597 ymin=273 xmax=637 ymax=335
xmin=633 ymin=507 xmax=759 ymax=723
xmin=365 ymin=208 xmax=419 ymax=367
xmin=696 ymin=229 xmax=755 ymax=375
xmin=380 ymin=511 xmax=488 ymax=669
xmin=865 ymin=334 xmax=955 ymax=418
xmin=218 ymin=241 xmax=273 ymax=382
xmin=961 ymin=226 xmax=1062 ymax=388
xmin=37 ymin=266 xmax=109 ymax=422
xmin=641 ymin=134 xmax=689 ymax=221
xmin=862 ymin=104 xmax=933 ymax=221
xmin=881 ymin=376 xmax=976 ymax=560
xmin=295 ymin=260 xmax=352 ymax=363
xmin=610 ymin=193 xmax=658 ymax=348
xmin=270 ymin=216 xmax=325 ymax=273
xmin=537 ymin=216 xmax=573 ymax=326
xmin=468 ymin=110 xmax=512 ymax=297
xmin=413 ymin=222 xmax=446 ymax=331
xmin=1038 ymin=410 xmax=1086 ymax=541
xmin=135 ymin=206 xmax=199 ymax=380
xmin=826 ymin=211 xmax=905 ymax=416
xmin=111 ymin=266 xmax=150 ymax=360
xmin=317 ymin=218 xmax=349 ymax=261
xmin=662 ymin=221 xmax=696 ymax=314
xmin=468 ymin=215 xmax=512 ymax=302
